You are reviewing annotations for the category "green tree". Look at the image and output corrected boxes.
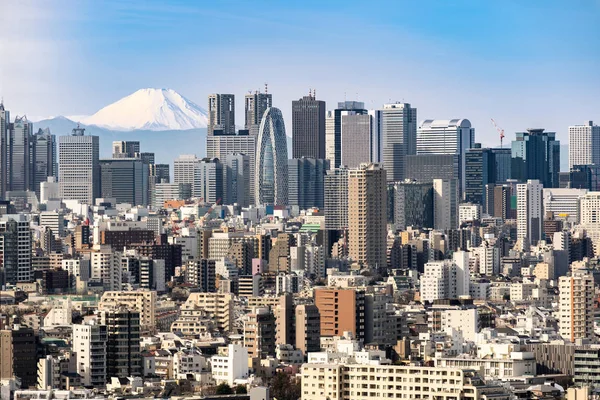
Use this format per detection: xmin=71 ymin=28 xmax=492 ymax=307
xmin=270 ymin=372 xmax=301 ymax=400
xmin=215 ymin=382 xmax=233 ymax=395
xmin=235 ymin=385 xmax=248 ymax=394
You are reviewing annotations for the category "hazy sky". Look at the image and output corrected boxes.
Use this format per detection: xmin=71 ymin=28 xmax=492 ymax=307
xmin=1 ymin=0 xmax=599 ymax=146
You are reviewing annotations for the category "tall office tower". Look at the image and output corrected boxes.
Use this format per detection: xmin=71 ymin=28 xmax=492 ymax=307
xmin=324 ymin=101 xmax=368 ymax=168
xmin=245 ymin=91 xmax=272 ymax=133
xmin=139 ymin=152 xmax=154 ymax=165
xmin=72 ymin=323 xmax=107 ymax=387
xmin=102 ymin=158 xmax=147 ymax=205
xmin=194 ymin=158 xmax=224 ymax=203
xmin=324 ymin=167 xmax=349 ymax=230
xmin=225 ymin=153 xmax=250 ymax=207
xmin=31 ymin=128 xmax=56 ymax=197
xmin=149 ymin=163 xmax=170 ymax=183
xmin=295 ymin=304 xmax=320 ymax=355
xmin=244 ymin=307 xmax=276 ymax=359
xmin=348 ymin=163 xmax=387 ymax=270
xmin=153 ymin=183 xmax=191 ymax=207
xmin=381 ymin=103 xmax=417 ymax=182
xmin=0 ymin=214 xmax=31 ymax=286
xmin=543 ymin=188 xmax=587 ymax=223
xmin=570 ymin=121 xmax=600 ymax=170
xmin=0 ymin=103 xmax=9 ymax=197
xmin=465 ymin=144 xmax=497 ymax=205
xmin=208 ymin=94 xmax=235 ymax=136
xmin=255 ymin=107 xmax=288 ymax=205
xmin=112 ymin=141 xmax=140 ymax=158
xmin=58 ymin=127 xmax=100 ymax=204
xmin=0 ymin=325 xmax=37 ymax=388
xmin=491 ymin=148 xmax=512 ymax=183
xmin=8 ymin=116 xmax=33 ymax=191
xmin=292 ymin=92 xmax=326 ymax=159
xmin=173 ymin=154 xmax=199 ymax=199
xmin=390 ymin=180 xmax=434 ymax=231
xmin=405 ymin=154 xmax=459 ymax=184
xmin=314 ymin=287 xmax=365 ymax=341
xmin=207 ymin=131 xmax=257 ymax=203
xmin=368 ymin=109 xmax=383 ymax=163
xmin=288 ymin=158 xmax=329 ymax=210
xmin=341 ymin=111 xmax=373 ymax=168
xmin=433 ymin=179 xmax=458 ymax=230
xmin=417 ymin=119 xmax=474 ymax=193
xmin=559 ymin=271 xmax=594 ymax=342
xmin=517 ymin=179 xmax=543 ymax=247
xmin=511 ymin=128 xmax=560 ymax=188
xmin=100 ymin=309 xmax=142 ymax=378
xmin=579 ymin=192 xmax=600 ymax=247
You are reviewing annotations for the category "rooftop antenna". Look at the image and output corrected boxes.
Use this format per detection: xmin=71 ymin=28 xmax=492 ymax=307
xmin=264 ymin=83 xmax=268 ymax=94
xmin=313 ymin=89 xmax=316 ymax=98
xmin=309 ymin=88 xmax=312 ymax=98
xmin=344 ymin=91 xmax=347 ymax=102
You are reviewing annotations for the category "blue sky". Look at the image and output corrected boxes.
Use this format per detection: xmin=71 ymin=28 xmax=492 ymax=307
xmin=1 ymin=0 xmax=599 ymax=147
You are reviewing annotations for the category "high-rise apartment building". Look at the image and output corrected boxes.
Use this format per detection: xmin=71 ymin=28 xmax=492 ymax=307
xmin=90 ymin=245 xmax=122 ymax=291
xmin=324 ymin=167 xmax=349 ymax=230
xmin=381 ymin=103 xmax=417 ymax=182
xmin=348 ymin=163 xmax=387 ymax=270
xmin=292 ymin=93 xmax=326 ymax=159
xmin=58 ymin=127 xmax=100 ymax=204
xmin=8 ymin=116 xmax=33 ymax=191
xmin=100 ymin=158 xmax=147 ymax=205
xmin=295 ymin=304 xmax=320 ymax=355
xmin=0 ymin=325 xmax=37 ymax=388
xmin=314 ymin=287 xmax=365 ymax=341
xmin=244 ymin=307 xmax=276 ymax=359
xmin=100 ymin=308 xmax=142 ymax=378
xmin=341 ymin=111 xmax=373 ymax=168
xmin=559 ymin=271 xmax=594 ymax=342
xmin=0 ymin=214 xmax=32 ymax=286
xmin=417 ymin=119 xmax=474 ymax=193
xmin=255 ymin=107 xmax=288 ymax=205
xmin=517 ymin=179 xmax=544 ymax=247
xmin=245 ymin=91 xmax=272 ymax=133
xmin=569 ymin=121 xmax=600 ymax=170
xmin=511 ymin=128 xmax=560 ymax=188
xmin=208 ymin=94 xmax=235 ymax=136
xmin=112 ymin=141 xmax=140 ymax=158
xmin=288 ymin=158 xmax=329 ymax=210
xmin=433 ymin=178 xmax=458 ymax=231
xmin=72 ymin=323 xmax=107 ymax=387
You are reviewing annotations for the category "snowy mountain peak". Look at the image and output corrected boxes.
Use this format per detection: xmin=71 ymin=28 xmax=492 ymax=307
xmin=80 ymin=88 xmax=208 ymax=131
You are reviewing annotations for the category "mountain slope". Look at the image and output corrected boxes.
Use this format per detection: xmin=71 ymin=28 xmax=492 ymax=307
xmin=80 ymin=88 xmax=208 ymax=131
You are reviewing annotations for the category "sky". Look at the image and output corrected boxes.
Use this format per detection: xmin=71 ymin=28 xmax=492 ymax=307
xmin=1 ymin=0 xmax=599 ymax=147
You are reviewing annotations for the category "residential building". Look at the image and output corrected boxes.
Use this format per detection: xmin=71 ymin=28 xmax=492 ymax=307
xmin=517 ymin=180 xmax=544 ymax=247
xmin=324 ymin=167 xmax=348 ymax=230
xmin=72 ymin=323 xmax=107 ymax=387
xmin=295 ymin=304 xmax=321 ymax=356
xmin=244 ymin=307 xmax=276 ymax=359
xmin=433 ymin=178 xmax=458 ymax=230
xmin=100 ymin=309 xmax=141 ymax=378
xmin=99 ymin=291 xmax=157 ymax=328
xmin=0 ymin=214 xmax=32 ymax=285
xmin=559 ymin=271 xmax=594 ymax=342
xmin=314 ymin=287 xmax=365 ymax=341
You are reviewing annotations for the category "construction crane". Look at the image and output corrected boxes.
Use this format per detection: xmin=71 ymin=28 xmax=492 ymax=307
xmin=491 ymin=118 xmax=505 ymax=148
xmin=202 ymin=198 xmax=222 ymax=220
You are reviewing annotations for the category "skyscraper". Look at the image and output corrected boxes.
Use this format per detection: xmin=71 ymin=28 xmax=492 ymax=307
xmin=511 ymin=128 xmax=560 ymax=188
xmin=100 ymin=158 xmax=147 ymax=205
xmin=417 ymin=119 xmax=474 ymax=194
xmin=112 ymin=141 xmax=140 ymax=158
xmin=569 ymin=121 xmax=600 ymax=170
xmin=517 ymin=179 xmax=543 ymax=247
xmin=465 ymin=144 xmax=497 ymax=205
xmin=381 ymin=103 xmax=417 ymax=182
xmin=348 ymin=163 xmax=387 ymax=270
xmin=31 ymin=128 xmax=56 ymax=197
xmin=341 ymin=111 xmax=373 ymax=168
xmin=8 ymin=116 xmax=33 ymax=191
xmin=245 ymin=91 xmax=272 ymax=134
xmin=0 ymin=103 xmax=9 ymax=198
xmin=389 ymin=180 xmax=434 ymax=231
xmin=194 ymin=158 xmax=224 ymax=204
xmin=225 ymin=153 xmax=250 ymax=207
xmin=325 ymin=101 xmax=367 ymax=168
xmin=255 ymin=107 xmax=288 ymax=205
xmin=208 ymin=94 xmax=235 ymax=136
xmin=58 ymin=127 xmax=100 ymax=204
xmin=433 ymin=179 xmax=458 ymax=230
xmin=288 ymin=158 xmax=329 ymax=210
xmin=174 ymin=154 xmax=199 ymax=193
xmin=405 ymin=154 xmax=459 ymax=183
xmin=324 ymin=167 xmax=349 ymax=230
xmin=292 ymin=93 xmax=326 ymax=159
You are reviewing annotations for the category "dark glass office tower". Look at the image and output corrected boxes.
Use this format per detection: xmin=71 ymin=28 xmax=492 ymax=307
xmin=511 ymin=128 xmax=560 ymax=188
xmin=292 ymin=93 xmax=326 ymax=159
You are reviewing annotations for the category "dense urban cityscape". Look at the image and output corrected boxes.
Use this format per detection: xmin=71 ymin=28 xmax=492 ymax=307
xmin=0 ymin=85 xmax=599 ymax=400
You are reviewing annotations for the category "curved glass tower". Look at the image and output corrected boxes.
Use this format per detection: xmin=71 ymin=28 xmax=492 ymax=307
xmin=255 ymin=107 xmax=288 ymax=205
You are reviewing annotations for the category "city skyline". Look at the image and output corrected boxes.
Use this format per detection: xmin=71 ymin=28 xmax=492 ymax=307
xmin=2 ymin=1 xmax=599 ymax=147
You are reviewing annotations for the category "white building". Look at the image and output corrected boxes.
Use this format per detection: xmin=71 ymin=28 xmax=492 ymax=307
xmin=173 ymin=349 xmax=207 ymax=379
xmin=72 ymin=323 xmax=107 ymax=387
xmin=471 ymin=242 xmax=500 ymax=276
xmin=420 ymin=251 xmax=470 ymax=302
xmin=440 ymin=308 xmax=479 ymax=342
xmin=39 ymin=211 xmax=65 ymax=238
xmin=517 ymin=180 xmax=543 ymax=247
xmin=58 ymin=128 xmax=100 ymax=204
xmin=89 ymin=245 xmax=122 ymax=291
xmin=543 ymin=188 xmax=587 ymax=223
xmin=459 ymin=203 xmax=481 ymax=225
xmin=559 ymin=271 xmax=594 ymax=342
xmin=381 ymin=103 xmax=417 ymax=182
xmin=579 ymin=192 xmax=600 ymax=252
xmin=569 ymin=121 xmax=600 ymax=169
xmin=40 ymin=177 xmax=60 ymax=203
xmin=433 ymin=179 xmax=458 ymax=230
xmin=210 ymin=344 xmax=249 ymax=385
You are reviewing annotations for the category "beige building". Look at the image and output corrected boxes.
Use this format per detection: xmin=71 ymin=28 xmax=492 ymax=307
xmin=99 ymin=290 xmax=156 ymax=328
xmin=348 ymin=163 xmax=387 ymax=270
xmin=301 ymin=363 xmax=494 ymax=400
xmin=559 ymin=271 xmax=594 ymax=342
xmin=244 ymin=307 xmax=276 ymax=359
xmin=184 ymin=292 xmax=234 ymax=332
xmin=295 ymin=304 xmax=320 ymax=355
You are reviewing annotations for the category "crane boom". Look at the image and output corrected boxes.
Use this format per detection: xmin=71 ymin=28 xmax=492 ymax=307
xmin=491 ymin=118 xmax=505 ymax=148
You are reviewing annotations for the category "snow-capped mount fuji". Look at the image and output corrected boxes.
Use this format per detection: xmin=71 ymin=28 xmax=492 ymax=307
xmin=78 ymin=88 xmax=208 ymax=131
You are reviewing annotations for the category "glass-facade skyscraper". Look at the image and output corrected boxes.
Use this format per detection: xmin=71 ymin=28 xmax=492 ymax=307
xmin=255 ymin=107 xmax=288 ymax=205
xmin=511 ymin=128 xmax=560 ymax=188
